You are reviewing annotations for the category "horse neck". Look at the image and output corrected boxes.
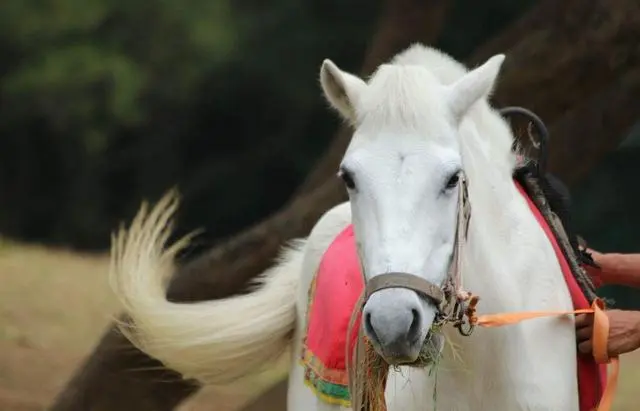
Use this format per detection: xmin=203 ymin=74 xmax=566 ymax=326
xmin=457 ymin=106 xmax=553 ymax=311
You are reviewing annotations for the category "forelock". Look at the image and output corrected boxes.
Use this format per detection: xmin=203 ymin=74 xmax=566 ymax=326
xmin=355 ymin=64 xmax=451 ymax=133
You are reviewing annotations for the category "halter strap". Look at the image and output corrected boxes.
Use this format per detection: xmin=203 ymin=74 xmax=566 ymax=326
xmin=446 ymin=174 xmax=472 ymax=304
xmin=366 ymin=272 xmax=445 ymax=304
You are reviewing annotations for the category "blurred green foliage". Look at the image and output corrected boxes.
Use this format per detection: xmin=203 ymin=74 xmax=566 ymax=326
xmin=0 ymin=0 xmax=377 ymax=248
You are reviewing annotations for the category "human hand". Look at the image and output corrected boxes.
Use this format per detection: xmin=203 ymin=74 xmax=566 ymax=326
xmin=575 ymin=309 xmax=640 ymax=358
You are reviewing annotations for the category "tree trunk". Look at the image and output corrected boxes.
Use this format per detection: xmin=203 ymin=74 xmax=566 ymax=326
xmin=48 ymin=1 xmax=453 ymax=410
xmin=547 ymin=65 xmax=640 ymax=185
xmin=472 ymin=0 xmax=640 ymax=126
xmin=48 ymin=317 xmax=200 ymax=411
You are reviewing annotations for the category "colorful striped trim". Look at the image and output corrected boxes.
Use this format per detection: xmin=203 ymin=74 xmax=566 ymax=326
xmin=302 ymin=358 xmax=352 ymax=407
xmin=300 ymin=271 xmax=353 ymax=406
xmin=300 ymin=346 xmax=350 ymax=386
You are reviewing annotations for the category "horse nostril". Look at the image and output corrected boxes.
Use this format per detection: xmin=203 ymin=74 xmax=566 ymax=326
xmin=408 ymin=308 xmax=421 ymax=342
xmin=364 ymin=312 xmax=379 ymax=343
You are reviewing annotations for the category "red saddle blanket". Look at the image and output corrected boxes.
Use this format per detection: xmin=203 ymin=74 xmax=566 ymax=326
xmin=299 ymin=179 xmax=606 ymax=410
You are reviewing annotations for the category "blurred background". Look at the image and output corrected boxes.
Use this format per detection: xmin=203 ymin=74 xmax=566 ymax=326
xmin=1 ymin=0 xmax=640 ymax=410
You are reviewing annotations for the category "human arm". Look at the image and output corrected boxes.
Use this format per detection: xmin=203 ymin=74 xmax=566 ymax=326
xmin=575 ymin=250 xmax=640 ymax=357
xmin=584 ymin=249 xmax=640 ymax=289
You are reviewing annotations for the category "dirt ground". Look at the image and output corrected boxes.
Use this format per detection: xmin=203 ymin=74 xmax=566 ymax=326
xmin=0 ymin=236 xmax=638 ymax=410
xmin=0 ymin=238 xmax=274 ymax=411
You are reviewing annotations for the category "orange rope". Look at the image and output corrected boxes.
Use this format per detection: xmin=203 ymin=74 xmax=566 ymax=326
xmin=468 ymin=297 xmax=618 ymax=411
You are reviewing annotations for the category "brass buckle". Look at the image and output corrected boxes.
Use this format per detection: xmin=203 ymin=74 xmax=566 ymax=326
xmin=452 ymin=300 xmax=476 ymax=337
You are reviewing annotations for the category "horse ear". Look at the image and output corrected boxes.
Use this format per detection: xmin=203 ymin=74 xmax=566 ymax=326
xmin=446 ymin=54 xmax=505 ymax=123
xmin=320 ymin=59 xmax=367 ymax=123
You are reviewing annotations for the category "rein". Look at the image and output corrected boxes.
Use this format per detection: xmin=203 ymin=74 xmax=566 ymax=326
xmin=344 ymin=173 xmax=619 ymax=411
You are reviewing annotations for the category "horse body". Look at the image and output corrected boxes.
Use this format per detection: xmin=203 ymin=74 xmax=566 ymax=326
xmin=110 ymin=44 xmax=579 ymax=411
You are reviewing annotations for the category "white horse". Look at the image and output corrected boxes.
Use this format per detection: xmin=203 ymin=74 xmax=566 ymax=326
xmin=110 ymin=44 xmax=579 ymax=410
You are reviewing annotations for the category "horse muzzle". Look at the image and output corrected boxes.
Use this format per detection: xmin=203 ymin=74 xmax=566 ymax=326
xmin=362 ymin=272 xmax=446 ymax=365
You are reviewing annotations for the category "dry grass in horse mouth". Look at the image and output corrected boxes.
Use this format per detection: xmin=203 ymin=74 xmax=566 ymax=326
xmin=417 ymin=324 xmax=445 ymax=366
xmin=358 ymin=323 xmax=466 ymax=411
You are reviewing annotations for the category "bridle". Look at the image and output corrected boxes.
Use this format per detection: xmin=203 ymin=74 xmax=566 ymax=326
xmin=355 ymin=106 xmax=551 ymax=341
xmin=346 ymin=173 xmax=475 ymax=411
xmin=361 ymin=172 xmax=476 ymax=338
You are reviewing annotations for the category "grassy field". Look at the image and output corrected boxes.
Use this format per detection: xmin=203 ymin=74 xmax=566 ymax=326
xmin=0 ymin=236 xmax=638 ymax=410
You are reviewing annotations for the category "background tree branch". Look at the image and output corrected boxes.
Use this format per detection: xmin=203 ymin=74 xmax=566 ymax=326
xmin=471 ymin=0 xmax=640 ymax=125
xmin=299 ymin=0 xmax=640 ymax=195
xmin=548 ymin=66 xmax=640 ymax=185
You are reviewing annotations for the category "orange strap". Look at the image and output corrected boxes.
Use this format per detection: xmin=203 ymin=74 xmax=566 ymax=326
xmin=469 ymin=297 xmax=618 ymax=411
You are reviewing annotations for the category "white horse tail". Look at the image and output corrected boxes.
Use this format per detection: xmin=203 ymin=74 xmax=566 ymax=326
xmin=110 ymin=189 xmax=301 ymax=386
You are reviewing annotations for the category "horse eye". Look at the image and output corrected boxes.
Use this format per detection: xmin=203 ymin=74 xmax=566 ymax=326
xmin=338 ymin=168 xmax=356 ymax=190
xmin=445 ymin=172 xmax=460 ymax=190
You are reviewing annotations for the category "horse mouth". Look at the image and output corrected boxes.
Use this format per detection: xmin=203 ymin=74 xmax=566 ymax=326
xmin=415 ymin=330 xmax=445 ymax=366
xmin=378 ymin=331 xmax=445 ymax=367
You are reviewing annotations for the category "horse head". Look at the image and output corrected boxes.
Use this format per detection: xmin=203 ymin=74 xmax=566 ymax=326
xmin=319 ymin=51 xmax=505 ymax=365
